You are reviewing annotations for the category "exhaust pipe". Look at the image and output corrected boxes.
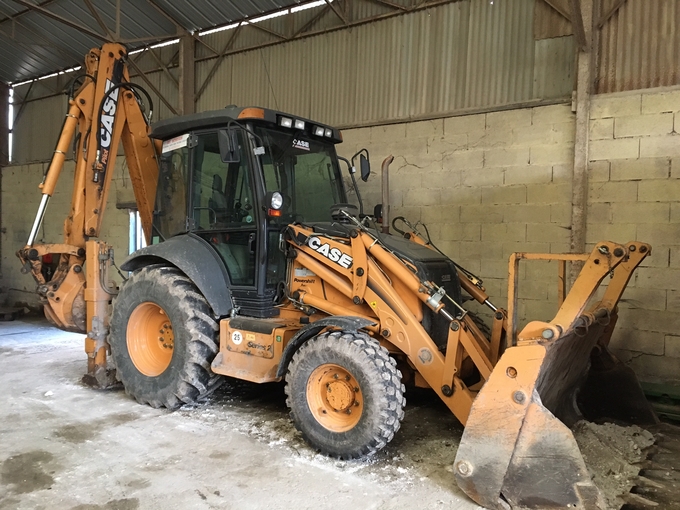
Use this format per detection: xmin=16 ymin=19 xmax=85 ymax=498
xmin=381 ymin=155 xmax=393 ymax=234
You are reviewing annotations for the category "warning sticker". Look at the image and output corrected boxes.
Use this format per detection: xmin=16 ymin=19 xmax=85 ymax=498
xmin=162 ymin=133 xmax=190 ymax=153
xmin=231 ymin=331 xmax=243 ymax=345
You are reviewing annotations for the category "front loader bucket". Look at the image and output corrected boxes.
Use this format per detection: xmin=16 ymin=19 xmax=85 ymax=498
xmin=453 ymin=242 xmax=656 ymax=509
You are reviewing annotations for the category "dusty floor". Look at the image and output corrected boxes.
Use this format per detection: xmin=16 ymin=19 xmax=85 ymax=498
xmin=0 ymin=318 xmax=482 ymax=510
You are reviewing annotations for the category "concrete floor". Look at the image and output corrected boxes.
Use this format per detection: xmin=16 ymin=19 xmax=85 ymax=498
xmin=0 ymin=318 xmax=481 ymax=510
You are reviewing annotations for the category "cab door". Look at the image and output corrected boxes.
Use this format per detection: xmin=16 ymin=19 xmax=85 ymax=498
xmin=190 ymin=130 xmax=259 ymax=292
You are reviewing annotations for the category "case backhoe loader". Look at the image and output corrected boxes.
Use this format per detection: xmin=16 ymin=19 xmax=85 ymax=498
xmin=18 ymin=44 xmax=658 ymax=509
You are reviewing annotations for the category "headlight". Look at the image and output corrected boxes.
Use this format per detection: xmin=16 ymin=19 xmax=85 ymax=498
xmin=279 ymin=116 xmax=293 ymax=128
xmin=314 ymin=126 xmax=325 ymax=136
xmin=270 ymin=191 xmax=283 ymax=210
xmin=324 ymin=128 xmax=332 ymax=137
xmin=294 ymin=119 xmax=305 ymax=130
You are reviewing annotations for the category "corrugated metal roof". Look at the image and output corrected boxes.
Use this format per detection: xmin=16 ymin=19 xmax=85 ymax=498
xmin=0 ymin=0 xmax=305 ymax=84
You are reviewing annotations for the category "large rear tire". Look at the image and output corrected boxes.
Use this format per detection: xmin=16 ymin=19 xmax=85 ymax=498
xmin=109 ymin=265 xmax=222 ymax=409
xmin=285 ymin=330 xmax=405 ymax=459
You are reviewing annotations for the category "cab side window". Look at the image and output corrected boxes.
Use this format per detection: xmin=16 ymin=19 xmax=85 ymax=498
xmin=192 ymin=132 xmax=254 ymax=230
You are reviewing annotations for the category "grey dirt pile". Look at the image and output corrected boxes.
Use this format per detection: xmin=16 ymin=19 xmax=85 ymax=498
xmin=572 ymin=421 xmax=655 ymax=509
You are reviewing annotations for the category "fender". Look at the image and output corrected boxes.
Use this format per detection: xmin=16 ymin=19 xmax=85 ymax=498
xmin=276 ymin=316 xmax=376 ymax=378
xmin=120 ymin=233 xmax=233 ymax=317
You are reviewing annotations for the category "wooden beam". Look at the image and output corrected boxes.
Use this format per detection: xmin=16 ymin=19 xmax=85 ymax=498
xmin=325 ymin=0 xmax=349 ymax=25
xmin=148 ymin=46 xmax=179 ymax=88
xmin=598 ymin=0 xmax=626 ymax=28
xmin=195 ymin=23 xmax=243 ymax=101
xmin=83 ymin=0 xmax=115 ymax=40
xmin=569 ymin=0 xmax=596 ymax=284
xmin=126 ymin=58 xmax=178 ymax=116
xmin=12 ymin=0 xmax=110 ymax=42
xmin=569 ymin=0 xmax=587 ymax=51
xmin=178 ymin=34 xmax=194 ymax=115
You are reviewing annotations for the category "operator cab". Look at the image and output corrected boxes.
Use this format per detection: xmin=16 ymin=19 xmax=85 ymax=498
xmin=149 ymin=106 xmax=347 ymax=318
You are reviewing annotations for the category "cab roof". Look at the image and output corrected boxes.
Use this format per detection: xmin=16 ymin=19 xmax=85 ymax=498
xmin=150 ymin=105 xmax=342 ymax=144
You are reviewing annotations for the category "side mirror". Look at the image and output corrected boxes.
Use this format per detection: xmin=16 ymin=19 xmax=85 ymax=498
xmin=360 ymin=154 xmax=370 ymax=182
xmin=218 ymin=128 xmax=240 ymax=163
xmin=373 ymin=204 xmax=383 ymax=222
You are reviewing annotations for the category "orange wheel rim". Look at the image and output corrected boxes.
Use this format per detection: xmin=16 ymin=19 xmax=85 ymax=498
xmin=127 ymin=302 xmax=174 ymax=377
xmin=307 ymin=364 xmax=363 ymax=432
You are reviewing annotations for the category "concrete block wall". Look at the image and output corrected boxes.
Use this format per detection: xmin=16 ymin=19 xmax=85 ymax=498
xmin=0 ymin=160 xmax=132 ymax=307
xmin=587 ymin=88 xmax=680 ymax=385
xmin=339 ymin=103 xmax=576 ymax=330
xmin=340 ymin=89 xmax=680 ymax=386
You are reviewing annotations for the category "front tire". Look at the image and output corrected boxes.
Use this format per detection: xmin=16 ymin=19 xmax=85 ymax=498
xmin=285 ymin=330 xmax=405 ymax=459
xmin=109 ymin=265 xmax=222 ymax=409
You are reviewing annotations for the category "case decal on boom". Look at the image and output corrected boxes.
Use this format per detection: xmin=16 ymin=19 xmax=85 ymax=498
xmin=307 ymin=237 xmax=353 ymax=269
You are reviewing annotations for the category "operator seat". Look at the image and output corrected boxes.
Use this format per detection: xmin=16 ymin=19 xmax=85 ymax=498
xmin=209 ymin=174 xmax=229 ymax=223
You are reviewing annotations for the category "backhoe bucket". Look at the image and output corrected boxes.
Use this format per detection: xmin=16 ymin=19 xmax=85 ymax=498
xmin=453 ymin=242 xmax=656 ymax=509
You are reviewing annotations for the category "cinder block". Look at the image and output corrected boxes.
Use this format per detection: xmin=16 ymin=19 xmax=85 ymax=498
xmin=441 ymin=222 xmax=481 ymax=241
xmin=586 ymin=203 xmax=612 ymax=223
xmin=638 ymin=247 xmax=670 ymax=269
xmin=526 ymin=183 xmax=572 ymax=204
xmin=391 ymin=169 xmax=423 ymax=190
xmin=484 ymin=147 xmax=530 ymax=167
xmin=459 ymin=241 xmax=504 ymax=261
xmin=637 ymin=224 xmax=680 ymax=246
xmin=638 ymin=179 xmax=680 ymax=201
xmin=470 ymin=128 xmax=514 ymax=148
xmin=501 ymin=241 xmax=551 ymax=258
xmin=552 ymin=122 xmax=576 ymax=144
xmin=403 ymin=187 xmax=441 ymax=207
xmin=610 ymin=329 xmax=665 ymax=355
xmin=672 ymin=203 xmax=680 ymax=223
xmin=442 ymin=150 xmax=484 ymax=169
xmin=640 ymin=134 xmax=680 ymax=158
xmin=672 ymin=158 xmax=680 ymax=178
xmin=370 ymin=123 xmax=407 ymax=144
xmin=641 ymin=89 xmax=680 ymax=114
xmin=635 ymin=267 xmax=680 ymax=290
xmin=668 ymin=289 xmax=680 ymax=309
xmin=526 ymin=223 xmax=571 ymax=243
xmin=340 ymin=127 xmax=371 ymax=147
xmin=552 ymin=163 xmax=573 ymax=182
xmin=672 ymin=246 xmax=680 ymax=267
xmin=531 ymin=103 xmax=574 ymax=126
xmin=462 ymin=167 xmax=504 ymax=187
xmin=588 ymin=161 xmax=610 ymax=182
xmin=617 ymin=287 xmax=668 ymax=312
xmin=428 ymin=134 xmax=468 ymax=154
xmin=627 ymin=352 xmax=680 ymax=384
xmin=610 ymin=157 xmax=670 ymax=181
xmin=502 ymin=204 xmax=551 ymax=223
xmin=481 ymin=259 xmax=511 ymax=279
xmin=550 ymin=203 xmax=572 ymax=224
xmin=590 ymin=118 xmax=614 ymax=140
xmin=666 ymin=335 xmax=680 ymax=358
xmin=481 ymin=185 xmax=527 ymax=205
xmin=512 ymin=124 xmax=555 ymax=146
xmin=589 ymin=138 xmax=639 ymax=161
xmin=588 ymin=181 xmax=638 ymax=202
xmin=440 ymin=186 xmax=482 ymax=205
xmin=616 ymin=308 xmax=679 ymax=335
xmin=504 ymin=165 xmax=552 ymax=185
xmin=530 ymin=144 xmax=574 ymax=165
xmin=420 ymin=205 xmax=454 ymax=224
xmin=611 ymin=202 xmax=670 ymax=224
xmin=615 ymin=113 xmax=674 ymax=138
xmin=460 ymin=204 xmax=503 ymax=224
xmin=406 ymin=119 xmax=444 ymax=139
xmin=486 ymin=108 xmax=532 ymax=130
xmin=585 ymin=222 xmax=637 ymax=244
xmin=590 ymin=94 xmax=642 ymax=119
xmin=481 ymin=223 xmax=526 ymax=243
xmin=444 ymin=114 xmax=486 ymax=135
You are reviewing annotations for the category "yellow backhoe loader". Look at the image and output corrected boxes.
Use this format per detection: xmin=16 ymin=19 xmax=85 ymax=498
xmin=18 ymin=44 xmax=657 ymax=509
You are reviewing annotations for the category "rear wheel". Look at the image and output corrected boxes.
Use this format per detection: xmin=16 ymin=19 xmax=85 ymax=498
xmin=109 ymin=265 xmax=222 ymax=409
xmin=285 ymin=330 xmax=405 ymax=459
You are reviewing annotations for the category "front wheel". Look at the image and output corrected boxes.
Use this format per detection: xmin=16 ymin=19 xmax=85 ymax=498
xmin=109 ymin=265 xmax=222 ymax=409
xmin=285 ymin=330 xmax=405 ymax=459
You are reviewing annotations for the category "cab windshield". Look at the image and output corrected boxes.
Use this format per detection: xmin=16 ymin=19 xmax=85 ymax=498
xmin=256 ymin=127 xmax=345 ymax=223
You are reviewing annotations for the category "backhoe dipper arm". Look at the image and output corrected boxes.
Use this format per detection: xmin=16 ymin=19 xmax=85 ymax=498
xmin=17 ymin=44 xmax=160 ymax=387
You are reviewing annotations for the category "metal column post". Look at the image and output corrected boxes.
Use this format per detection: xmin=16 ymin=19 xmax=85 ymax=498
xmin=179 ymin=34 xmax=195 ymax=115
